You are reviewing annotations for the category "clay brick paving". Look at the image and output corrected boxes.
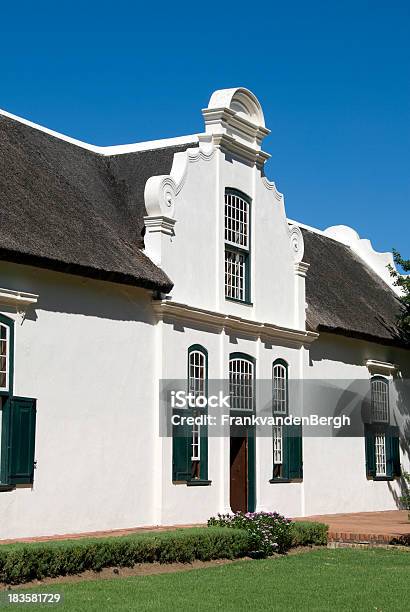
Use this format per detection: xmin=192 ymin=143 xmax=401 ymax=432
xmin=294 ymin=510 xmax=410 ymax=544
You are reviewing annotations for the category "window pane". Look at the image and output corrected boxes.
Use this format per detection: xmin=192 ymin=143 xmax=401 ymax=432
xmin=371 ymin=379 xmax=389 ymax=422
xmin=225 ymin=193 xmax=249 ymax=249
xmin=273 ymin=363 xmax=287 ymax=414
xmin=229 ymin=358 xmax=254 ymax=411
xmin=375 ymin=433 xmax=386 ymax=476
xmin=225 ymin=250 xmax=246 ymax=300
xmin=273 ymin=425 xmax=283 ymax=464
xmin=189 ymin=351 xmax=206 ymax=397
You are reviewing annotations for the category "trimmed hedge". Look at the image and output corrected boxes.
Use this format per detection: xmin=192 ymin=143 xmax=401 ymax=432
xmin=0 ymin=527 xmax=251 ymax=585
xmin=291 ymin=521 xmax=329 ymax=547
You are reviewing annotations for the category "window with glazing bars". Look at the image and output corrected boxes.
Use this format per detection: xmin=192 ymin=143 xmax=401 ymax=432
xmin=224 ymin=191 xmax=250 ymax=302
xmin=371 ymin=377 xmax=389 ymax=422
xmin=273 ymin=362 xmax=288 ymax=414
xmin=229 ymin=357 xmax=254 ymax=411
xmin=375 ymin=433 xmax=387 ymax=476
xmin=273 ymin=425 xmax=283 ymax=465
xmin=188 ymin=350 xmax=206 ymax=465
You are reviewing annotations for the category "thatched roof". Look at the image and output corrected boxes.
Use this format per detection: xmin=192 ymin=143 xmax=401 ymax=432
xmin=0 ymin=113 xmax=404 ymax=346
xmin=303 ymin=229 xmax=403 ymax=345
xmin=0 ymin=114 xmax=196 ymax=293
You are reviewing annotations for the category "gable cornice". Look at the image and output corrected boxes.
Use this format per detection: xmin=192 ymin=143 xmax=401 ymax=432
xmin=209 ymin=133 xmax=271 ymax=169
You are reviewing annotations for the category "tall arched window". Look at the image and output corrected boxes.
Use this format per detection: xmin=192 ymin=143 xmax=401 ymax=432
xmin=224 ymin=189 xmax=251 ymax=303
xmin=172 ymin=345 xmax=209 ymax=484
xmin=364 ymin=376 xmax=398 ymax=480
xmin=188 ymin=346 xmax=207 ymax=474
xmin=272 ymin=359 xmax=288 ymax=415
xmin=229 ymin=353 xmax=255 ymax=411
xmin=271 ymin=359 xmax=302 ymax=481
xmin=371 ymin=376 xmax=389 ymax=422
xmin=272 ymin=359 xmax=288 ymax=479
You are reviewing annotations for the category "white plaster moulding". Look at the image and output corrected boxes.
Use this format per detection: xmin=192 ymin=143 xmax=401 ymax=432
xmin=210 ymin=133 xmax=270 ymax=169
xmin=261 ymin=176 xmax=283 ymax=201
xmin=202 ymin=107 xmax=270 ymax=143
xmin=144 ymin=145 xmax=216 ymax=218
xmin=143 ymin=216 xmax=176 ymax=236
xmin=294 ymin=262 xmax=310 ymax=277
xmin=0 ymin=288 xmax=38 ymax=308
xmin=152 ymin=300 xmax=319 ymax=346
xmin=0 ymin=288 xmax=39 ymax=323
xmin=365 ymin=359 xmax=398 ymax=375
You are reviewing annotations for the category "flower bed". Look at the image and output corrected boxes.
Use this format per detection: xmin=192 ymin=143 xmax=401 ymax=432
xmin=208 ymin=512 xmax=328 ymax=555
xmin=208 ymin=511 xmax=293 ymax=555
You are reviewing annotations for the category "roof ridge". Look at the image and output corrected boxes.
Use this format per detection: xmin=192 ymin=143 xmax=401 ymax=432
xmin=0 ymin=108 xmax=199 ymax=156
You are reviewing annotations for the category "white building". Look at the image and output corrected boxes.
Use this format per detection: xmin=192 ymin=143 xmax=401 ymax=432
xmin=0 ymin=88 xmax=408 ymax=539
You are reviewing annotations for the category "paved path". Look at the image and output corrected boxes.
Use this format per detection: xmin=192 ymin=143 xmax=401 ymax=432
xmin=295 ymin=510 xmax=410 ymax=544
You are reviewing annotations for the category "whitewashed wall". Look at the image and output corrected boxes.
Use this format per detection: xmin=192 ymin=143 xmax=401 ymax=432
xmin=0 ymin=262 xmax=158 ymax=539
xmin=152 ymin=148 xmax=297 ymax=328
xmin=304 ymin=333 xmax=410 ymax=515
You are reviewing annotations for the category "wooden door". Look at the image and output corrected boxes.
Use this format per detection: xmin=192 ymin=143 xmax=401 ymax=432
xmin=230 ymin=435 xmax=248 ymax=513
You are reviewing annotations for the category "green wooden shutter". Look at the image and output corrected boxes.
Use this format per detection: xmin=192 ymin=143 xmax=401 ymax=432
xmin=199 ymin=417 xmax=208 ymax=481
xmin=281 ymin=430 xmax=289 ymax=480
xmin=7 ymin=397 xmax=37 ymax=485
xmin=172 ymin=410 xmax=191 ymax=482
xmin=386 ymin=427 xmax=401 ymax=478
xmin=365 ymin=425 xmax=376 ymax=478
xmin=284 ymin=424 xmax=303 ymax=480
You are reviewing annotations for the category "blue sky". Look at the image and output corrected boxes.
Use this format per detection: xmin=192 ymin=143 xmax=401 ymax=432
xmin=1 ymin=1 xmax=409 ymax=256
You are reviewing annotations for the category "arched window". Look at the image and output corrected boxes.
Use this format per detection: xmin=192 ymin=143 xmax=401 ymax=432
xmin=272 ymin=359 xmax=288 ymax=415
xmin=364 ymin=376 xmax=399 ymax=480
xmin=188 ymin=348 xmax=207 ymax=400
xmin=188 ymin=346 xmax=207 ymax=470
xmin=229 ymin=353 xmax=255 ymax=411
xmin=371 ymin=376 xmax=389 ymax=422
xmin=172 ymin=345 xmax=209 ymax=484
xmin=271 ymin=359 xmax=302 ymax=481
xmin=272 ymin=359 xmax=287 ymax=479
xmin=224 ymin=189 xmax=251 ymax=303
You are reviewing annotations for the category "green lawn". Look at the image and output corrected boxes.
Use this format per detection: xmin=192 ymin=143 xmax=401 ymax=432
xmin=6 ymin=548 xmax=409 ymax=611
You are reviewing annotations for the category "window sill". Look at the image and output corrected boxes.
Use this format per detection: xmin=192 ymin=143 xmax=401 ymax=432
xmin=269 ymin=478 xmax=303 ymax=484
xmin=225 ymin=297 xmax=253 ymax=306
xmin=0 ymin=484 xmax=15 ymax=492
xmin=173 ymin=480 xmax=212 ymax=487
xmin=187 ymin=480 xmax=212 ymax=487
xmin=371 ymin=476 xmax=396 ymax=482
